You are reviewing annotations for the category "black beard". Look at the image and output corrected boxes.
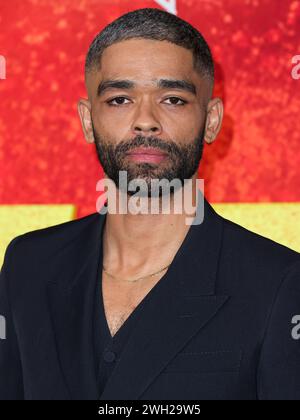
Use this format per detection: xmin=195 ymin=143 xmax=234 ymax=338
xmin=92 ymin=123 xmax=205 ymax=197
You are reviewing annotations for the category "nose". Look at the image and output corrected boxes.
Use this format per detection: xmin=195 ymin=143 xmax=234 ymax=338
xmin=131 ymin=100 xmax=162 ymax=137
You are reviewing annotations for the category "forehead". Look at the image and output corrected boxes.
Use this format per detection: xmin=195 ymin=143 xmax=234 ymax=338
xmin=101 ymin=39 xmax=195 ymax=73
xmin=86 ymin=39 xmax=203 ymax=96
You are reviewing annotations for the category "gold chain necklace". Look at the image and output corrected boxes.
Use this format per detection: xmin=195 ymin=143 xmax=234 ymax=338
xmin=102 ymin=263 xmax=171 ymax=283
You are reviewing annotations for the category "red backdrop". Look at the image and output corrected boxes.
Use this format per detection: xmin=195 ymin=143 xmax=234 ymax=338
xmin=0 ymin=0 xmax=299 ymax=218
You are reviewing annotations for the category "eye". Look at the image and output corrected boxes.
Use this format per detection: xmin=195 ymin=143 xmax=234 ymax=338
xmin=106 ymin=97 xmax=131 ymax=106
xmin=163 ymin=97 xmax=187 ymax=106
xmin=106 ymin=96 xmax=187 ymax=107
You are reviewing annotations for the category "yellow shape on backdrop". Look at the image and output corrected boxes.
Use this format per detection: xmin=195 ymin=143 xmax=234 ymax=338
xmin=212 ymin=203 xmax=300 ymax=253
xmin=0 ymin=205 xmax=76 ymax=267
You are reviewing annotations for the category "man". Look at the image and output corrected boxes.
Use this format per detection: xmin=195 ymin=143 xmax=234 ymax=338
xmin=0 ymin=8 xmax=300 ymax=400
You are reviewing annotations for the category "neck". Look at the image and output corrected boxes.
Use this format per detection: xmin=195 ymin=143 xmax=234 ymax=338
xmin=102 ymin=174 xmax=200 ymax=276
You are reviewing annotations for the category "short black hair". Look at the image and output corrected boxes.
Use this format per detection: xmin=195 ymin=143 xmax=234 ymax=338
xmin=85 ymin=8 xmax=214 ymax=85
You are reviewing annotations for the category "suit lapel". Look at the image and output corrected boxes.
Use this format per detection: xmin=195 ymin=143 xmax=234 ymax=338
xmin=99 ymin=193 xmax=230 ymax=400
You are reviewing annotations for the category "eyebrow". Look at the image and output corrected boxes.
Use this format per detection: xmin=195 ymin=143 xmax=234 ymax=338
xmin=96 ymin=78 xmax=197 ymax=97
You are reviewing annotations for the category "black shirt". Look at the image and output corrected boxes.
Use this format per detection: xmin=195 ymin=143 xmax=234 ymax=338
xmin=93 ymin=269 xmax=149 ymax=398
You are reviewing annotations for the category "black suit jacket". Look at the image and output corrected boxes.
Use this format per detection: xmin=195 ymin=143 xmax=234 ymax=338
xmin=1 ymin=196 xmax=300 ymax=400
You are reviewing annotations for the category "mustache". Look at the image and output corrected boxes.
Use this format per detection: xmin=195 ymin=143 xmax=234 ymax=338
xmin=114 ymin=135 xmax=181 ymax=156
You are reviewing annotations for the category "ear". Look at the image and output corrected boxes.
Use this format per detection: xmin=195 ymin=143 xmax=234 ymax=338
xmin=77 ymin=98 xmax=95 ymax=144
xmin=204 ymin=97 xmax=224 ymax=145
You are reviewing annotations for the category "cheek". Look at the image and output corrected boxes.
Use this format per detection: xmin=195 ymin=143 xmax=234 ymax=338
xmin=95 ymin=102 xmax=132 ymax=130
xmin=91 ymin=105 xmax=115 ymax=136
xmin=93 ymin=114 xmax=130 ymax=142
xmin=163 ymin=107 xmax=205 ymax=138
xmin=167 ymin=121 xmax=204 ymax=143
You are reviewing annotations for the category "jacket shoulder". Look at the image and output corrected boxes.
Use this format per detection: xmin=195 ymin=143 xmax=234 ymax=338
xmin=213 ymin=212 xmax=300 ymax=305
xmin=2 ymin=212 xmax=101 ymax=267
xmin=220 ymin=214 xmax=300 ymax=263
xmin=216 ymin=212 xmax=300 ymax=296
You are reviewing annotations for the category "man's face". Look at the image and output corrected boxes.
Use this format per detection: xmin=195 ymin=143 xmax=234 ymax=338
xmin=81 ymin=39 xmax=214 ymax=196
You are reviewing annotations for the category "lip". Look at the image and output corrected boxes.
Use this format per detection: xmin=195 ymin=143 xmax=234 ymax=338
xmin=126 ymin=147 xmax=167 ymax=156
xmin=126 ymin=147 xmax=168 ymax=163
